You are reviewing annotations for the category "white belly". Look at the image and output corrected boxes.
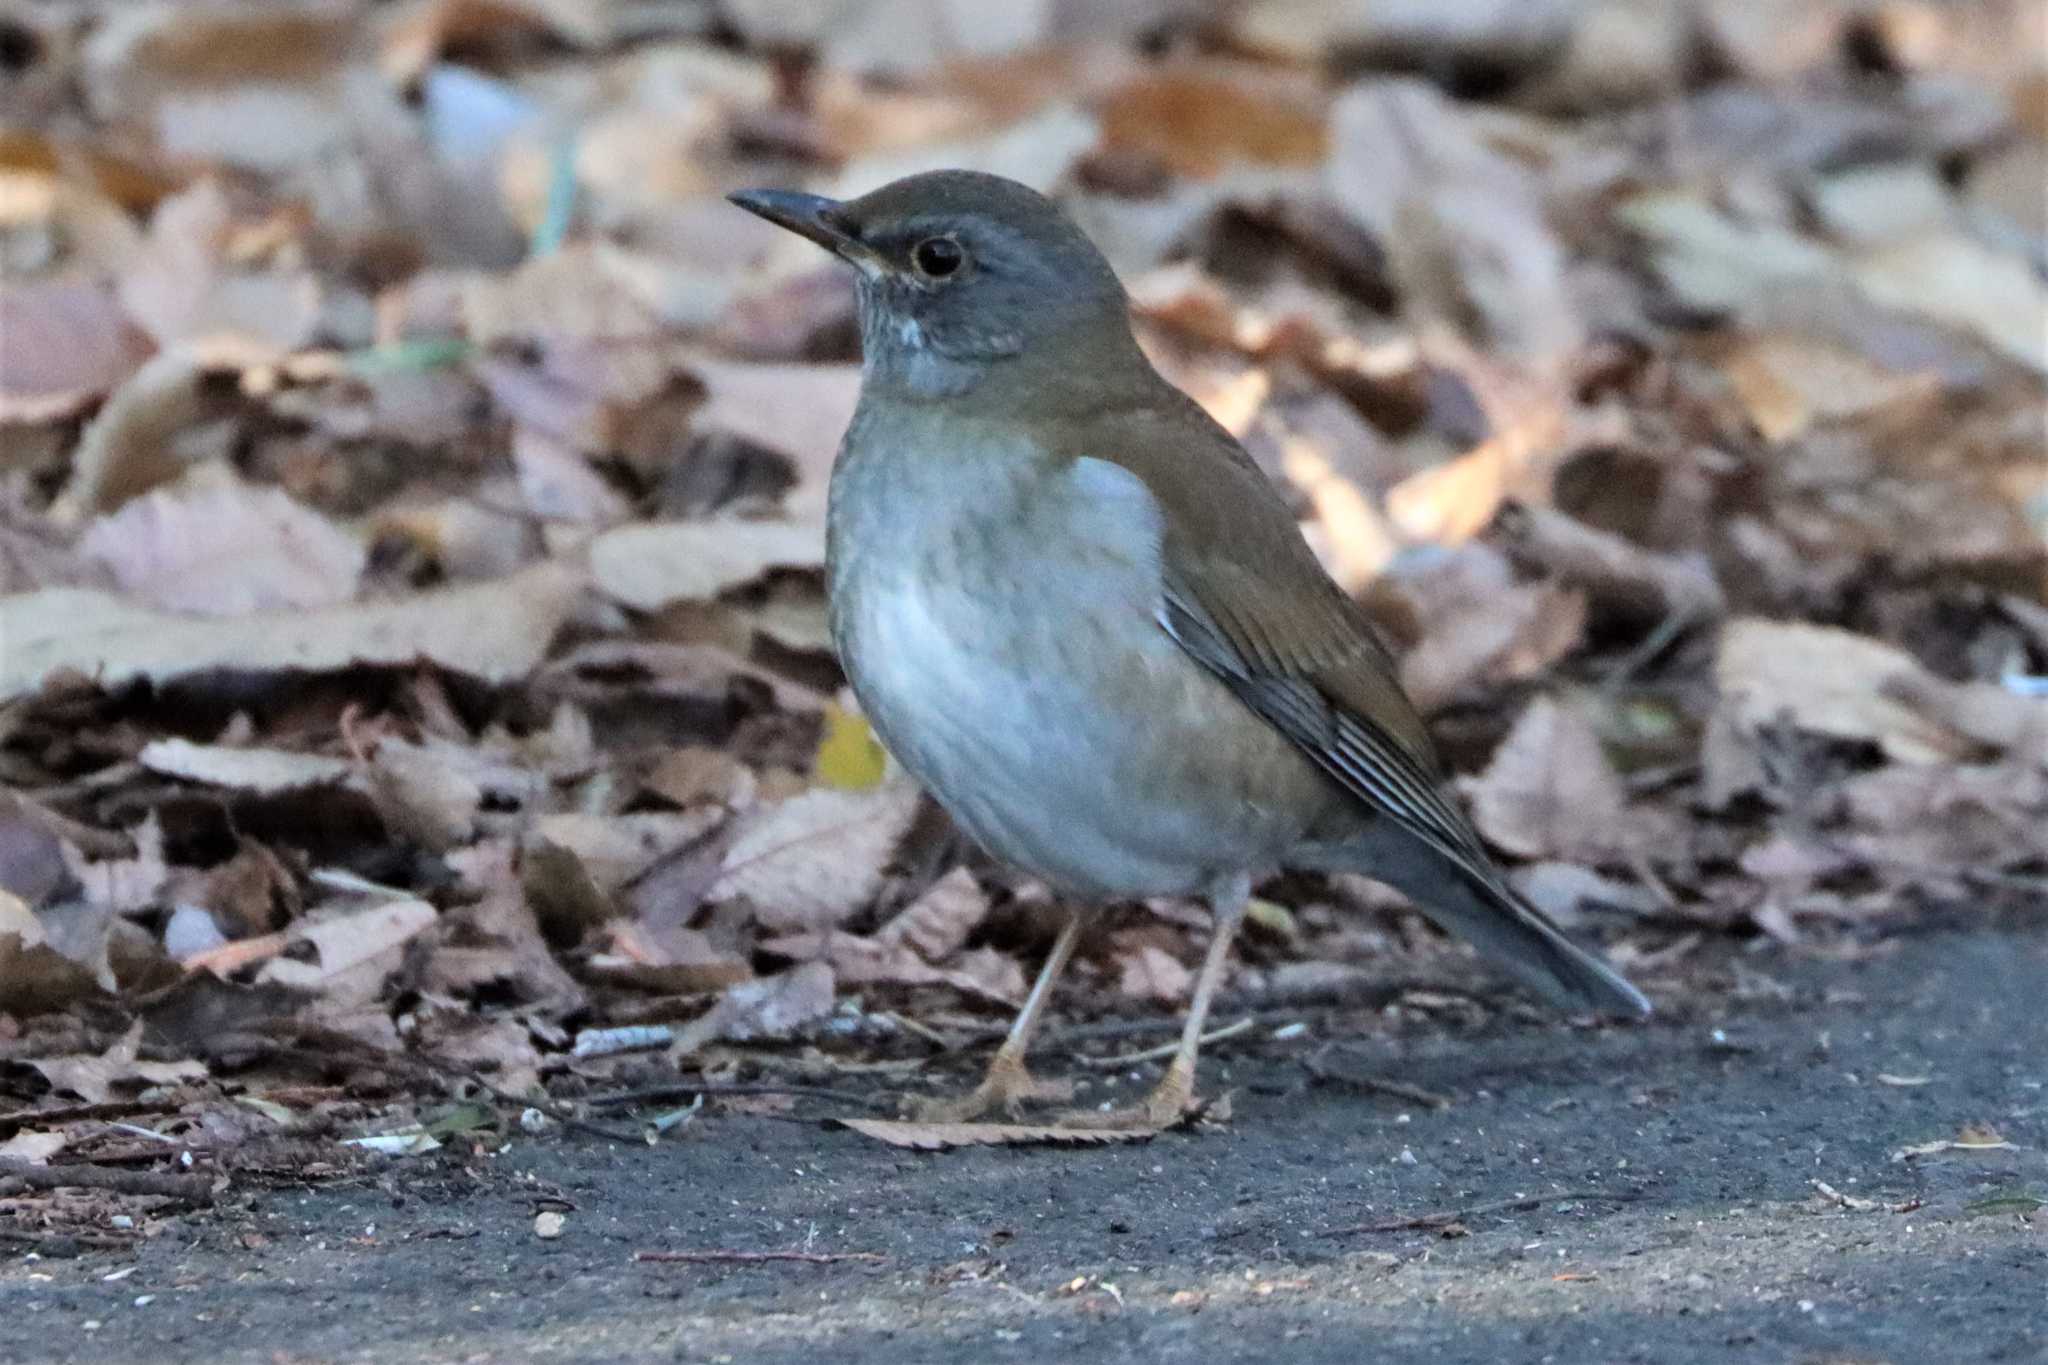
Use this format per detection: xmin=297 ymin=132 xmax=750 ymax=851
xmin=827 ymin=421 xmax=1318 ymax=899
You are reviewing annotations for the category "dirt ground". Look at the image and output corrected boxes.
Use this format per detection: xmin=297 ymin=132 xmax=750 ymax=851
xmin=4 ymin=922 xmax=2044 ymax=1365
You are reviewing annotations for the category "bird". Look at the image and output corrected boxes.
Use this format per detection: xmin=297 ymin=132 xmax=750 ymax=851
xmin=729 ymin=170 xmax=1648 ymax=1128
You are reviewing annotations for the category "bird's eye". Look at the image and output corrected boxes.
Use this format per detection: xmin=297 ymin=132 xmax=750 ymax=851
xmin=911 ymin=236 xmax=963 ymax=278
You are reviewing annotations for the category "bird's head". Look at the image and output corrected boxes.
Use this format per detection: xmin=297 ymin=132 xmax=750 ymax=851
xmin=729 ymin=170 xmax=1144 ymax=402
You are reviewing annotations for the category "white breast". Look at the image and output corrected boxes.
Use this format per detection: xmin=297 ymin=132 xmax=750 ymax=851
xmin=828 ymin=427 xmax=1307 ymax=899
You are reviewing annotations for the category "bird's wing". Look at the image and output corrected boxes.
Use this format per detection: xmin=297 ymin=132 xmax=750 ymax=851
xmin=1075 ymin=394 xmax=1494 ymax=874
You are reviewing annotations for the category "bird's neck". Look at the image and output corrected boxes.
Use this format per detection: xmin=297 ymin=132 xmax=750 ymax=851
xmin=858 ymin=319 xmax=1157 ymax=416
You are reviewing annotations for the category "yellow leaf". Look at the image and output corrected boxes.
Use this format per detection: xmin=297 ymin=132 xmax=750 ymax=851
xmin=814 ymin=703 xmax=887 ymax=791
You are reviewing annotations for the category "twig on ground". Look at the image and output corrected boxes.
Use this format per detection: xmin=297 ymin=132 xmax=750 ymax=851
xmin=464 ymin=1075 xmax=643 ymax=1144
xmin=633 ymin=1249 xmax=888 ymax=1266
xmin=0 ymin=1225 xmax=140 ymax=1252
xmin=1076 ymin=1017 xmax=1256 ymax=1069
xmin=1322 ymin=1189 xmax=1643 ymax=1236
xmin=0 ymin=1161 xmax=217 ymax=1203
xmin=0 ymin=1098 xmax=184 ymax=1138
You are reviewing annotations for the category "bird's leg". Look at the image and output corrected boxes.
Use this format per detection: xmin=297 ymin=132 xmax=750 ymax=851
xmin=1058 ymin=875 xmax=1249 ymax=1130
xmin=909 ymin=910 xmax=1083 ymax=1122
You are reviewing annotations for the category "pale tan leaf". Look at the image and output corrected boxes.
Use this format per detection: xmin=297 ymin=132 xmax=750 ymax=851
xmin=759 ymin=929 xmax=1022 ymax=1006
xmin=140 ymin=738 xmax=351 ymax=794
xmin=363 ymin=738 xmax=482 ymax=853
xmin=54 ymin=351 xmax=209 ymax=519
xmin=590 ymin=517 xmax=824 ymax=611
xmin=78 ymin=480 xmax=366 ymax=616
xmin=257 ymin=899 xmax=437 ymax=990
xmin=837 ymin=1118 xmax=1158 ymax=1150
xmin=1464 ymin=696 xmax=1629 ymax=862
xmin=1715 ymin=619 xmax=1974 ymax=764
xmin=116 ymin=180 xmax=320 ymax=357
xmin=873 ymin=867 xmax=987 ymax=962
xmin=1117 ymin=944 xmax=1193 ymax=1004
xmin=0 ymin=1130 xmax=69 ymax=1164
xmin=0 ymin=562 xmax=581 ymax=702
xmin=713 ymin=778 xmax=922 ymax=931
xmin=528 ymin=811 xmax=724 ymax=893
xmin=28 ymin=1022 xmax=205 ymax=1105
xmin=0 ymin=278 xmax=152 ymax=423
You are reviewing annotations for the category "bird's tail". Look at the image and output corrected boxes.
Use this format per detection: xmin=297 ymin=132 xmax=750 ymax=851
xmin=1317 ymin=828 xmax=1651 ymax=1018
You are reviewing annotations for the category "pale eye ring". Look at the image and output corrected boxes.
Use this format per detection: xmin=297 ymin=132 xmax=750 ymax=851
xmin=912 ymin=236 xmax=963 ymax=278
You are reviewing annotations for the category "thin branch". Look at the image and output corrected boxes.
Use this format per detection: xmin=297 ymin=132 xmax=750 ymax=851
xmin=1076 ymin=1017 xmax=1256 ymax=1069
xmin=0 ymin=1161 xmax=216 ymax=1202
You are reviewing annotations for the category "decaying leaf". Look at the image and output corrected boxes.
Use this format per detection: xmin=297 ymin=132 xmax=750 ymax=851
xmin=78 ymin=478 xmax=367 ymax=616
xmin=25 ymin=1021 xmax=206 ymax=1104
xmin=1715 ymin=619 xmax=1976 ymax=764
xmin=140 ymin=738 xmax=351 ymax=794
xmin=0 ymin=562 xmax=582 ymax=701
xmin=873 ymin=867 xmax=988 ymax=962
xmin=589 ymin=517 xmax=823 ymax=611
xmin=1465 ymin=696 xmax=1631 ymax=863
xmin=713 ymin=777 xmax=923 ymax=932
xmin=256 ymin=898 xmax=437 ymax=991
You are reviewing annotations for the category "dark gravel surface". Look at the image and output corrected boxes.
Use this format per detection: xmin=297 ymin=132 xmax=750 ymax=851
xmin=5 ymin=924 xmax=2045 ymax=1364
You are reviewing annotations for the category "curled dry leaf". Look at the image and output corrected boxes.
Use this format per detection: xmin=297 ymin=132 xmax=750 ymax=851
xmin=0 ymin=561 xmax=582 ymax=702
xmin=873 ymin=867 xmax=988 ymax=962
xmin=78 ymin=479 xmax=367 ymax=616
xmin=256 ymin=898 xmax=437 ymax=991
xmin=139 ymin=737 xmax=351 ymax=794
xmin=361 ymin=738 xmax=482 ymax=853
xmin=1714 ymin=618 xmax=1975 ymax=764
xmin=1117 ymin=942 xmax=1194 ymax=1004
xmin=1464 ymin=696 xmax=1631 ymax=863
xmin=760 ymin=929 xmax=1023 ymax=1006
xmin=1329 ymin=78 xmax=1579 ymax=367
xmin=25 ymin=1022 xmax=206 ymax=1105
xmin=589 ymin=517 xmax=824 ymax=611
xmin=713 ymin=777 xmax=923 ymax=932
xmin=54 ymin=351 xmax=211 ymax=519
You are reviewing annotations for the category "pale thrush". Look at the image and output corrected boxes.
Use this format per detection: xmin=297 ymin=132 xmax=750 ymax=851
xmin=730 ymin=171 xmax=1648 ymax=1128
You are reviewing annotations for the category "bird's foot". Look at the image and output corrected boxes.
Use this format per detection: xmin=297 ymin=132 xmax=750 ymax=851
xmin=908 ymin=1052 xmax=1073 ymax=1123
xmin=1052 ymin=1064 xmax=1198 ymax=1132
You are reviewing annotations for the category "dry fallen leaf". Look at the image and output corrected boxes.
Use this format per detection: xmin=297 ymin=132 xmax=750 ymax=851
xmin=837 ymin=1118 xmax=1158 ymax=1150
xmin=26 ymin=1021 xmax=206 ymax=1104
xmin=1117 ymin=944 xmax=1193 ymax=1004
xmin=589 ymin=517 xmax=824 ymax=611
xmin=873 ymin=867 xmax=988 ymax=962
xmin=256 ymin=898 xmax=437 ymax=990
xmin=1464 ymin=696 xmax=1631 ymax=863
xmin=1715 ymin=618 xmax=1975 ymax=764
xmin=0 ymin=562 xmax=582 ymax=701
xmin=713 ymin=777 xmax=923 ymax=932
xmin=139 ymin=738 xmax=352 ymax=794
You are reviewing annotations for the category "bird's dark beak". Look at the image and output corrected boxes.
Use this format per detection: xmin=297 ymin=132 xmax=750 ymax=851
xmin=727 ymin=188 xmax=859 ymax=256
